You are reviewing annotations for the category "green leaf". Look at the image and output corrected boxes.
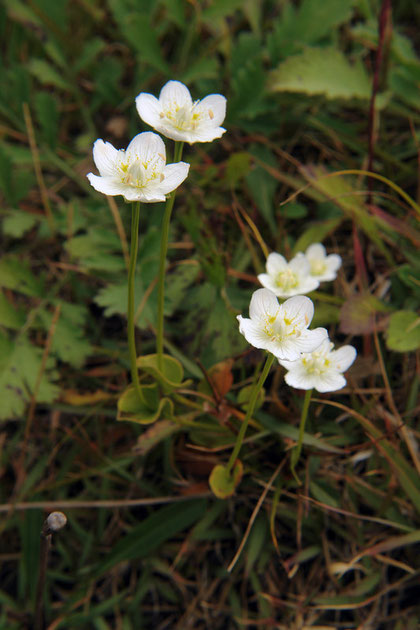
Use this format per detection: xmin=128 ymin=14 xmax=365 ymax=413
xmin=225 ymin=152 xmax=252 ymax=189
xmin=229 ymin=33 xmax=266 ymax=120
xmin=27 ymin=58 xmax=72 ymax=91
xmin=95 ymin=500 xmax=207 ymax=576
xmin=0 ymin=257 xmax=44 ymax=297
xmin=386 ymin=310 xmax=420 ymax=352
xmin=37 ymin=307 xmax=92 ymax=368
xmin=246 ymin=145 xmax=278 ymax=230
xmin=209 ymin=461 xmax=243 ymax=499
xmin=270 ymin=47 xmax=371 ymax=100
xmin=293 ymin=219 xmax=342 ymax=253
xmin=136 ymin=353 xmax=190 ymax=394
xmin=0 ymin=292 xmax=26 ymax=329
xmin=117 ymin=383 xmax=173 ymax=425
xmin=107 ymin=4 xmax=169 ymax=73
xmin=2 ymin=210 xmax=38 ymax=238
xmin=34 ymin=92 xmax=59 ymax=149
xmin=65 ymin=229 xmax=126 ymax=272
xmin=202 ymin=0 xmax=245 ymax=21
xmin=267 ymin=0 xmax=355 ymax=62
xmin=0 ymin=332 xmax=59 ymax=419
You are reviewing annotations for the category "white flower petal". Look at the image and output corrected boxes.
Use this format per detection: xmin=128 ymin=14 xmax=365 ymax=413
xmin=92 ymin=140 xmax=122 ymax=177
xmin=159 ymin=80 xmax=192 ymax=109
xmin=249 ymin=288 xmax=279 ymax=321
xmin=266 ymin=252 xmax=287 ymax=276
xmin=181 ymin=126 xmax=226 ymax=143
xmin=289 ymin=252 xmax=311 ymax=274
xmin=285 ymin=366 xmax=315 ymax=390
xmin=87 ymin=174 xmax=126 ymax=197
xmin=237 ymin=316 xmax=270 ymax=350
xmin=271 ymin=339 xmax=305 ymax=361
xmin=325 ymin=254 xmax=342 ymax=275
xmin=295 ymin=276 xmax=320 ymax=294
xmin=257 ymin=273 xmax=279 ymax=294
xmin=280 ymin=295 xmax=314 ymax=328
xmin=330 ymin=345 xmax=357 ymax=373
xmin=159 ymin=162 xmax=190 ymax=194
xmin=306 ymin=243 xmax=326 ymax=260
xmin=278 ymin=358 xmax=299 ymax=370
xmin=195 ymin=94 xmax=227 ymax=127
xmin=313 ymin=372 xmax=347 ymax=393
xmin=291 ymin=327 xmax=328 ymax=353
xmin=126 ymin=132 xmax=166 ymax=165
xmin=135 ymin=93 xmax=162 ymax=129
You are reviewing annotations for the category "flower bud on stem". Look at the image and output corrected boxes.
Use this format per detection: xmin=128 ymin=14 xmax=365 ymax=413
xmin=34 ymin=512 xmax=67 ymax=630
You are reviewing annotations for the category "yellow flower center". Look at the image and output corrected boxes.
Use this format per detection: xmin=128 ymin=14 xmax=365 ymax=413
xmin=162 ymin=101 xmax=206 ymax=131
xmin=119 ymin=154 xmax=163 ymax=188
xmin=302 ymin=353 xmax=330 ymax=375
xmin=310 ymin=259 xmax=327 ymax=276
xmin=263 ymin=310 xmax=301 ymax=343
xmin=275 ymin=269 xmax=299 ymax=292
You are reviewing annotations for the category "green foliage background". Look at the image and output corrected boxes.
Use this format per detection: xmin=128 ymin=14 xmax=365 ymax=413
xmin=0 ymin=0 xmax=419 ymax=628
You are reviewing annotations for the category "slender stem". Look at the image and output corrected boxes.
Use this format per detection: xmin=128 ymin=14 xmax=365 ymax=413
xmin=156 ymin=141 xmax=184 ymax=370
xmin=290 ymin=388 xmax=313 ymax=484
xmin=226 ymin=353 xmax=274 ymax=475
xmin=127 ymin=201 xmax=145 ymax=404
xmin=34 ymin=532 xmax=51 ymax=630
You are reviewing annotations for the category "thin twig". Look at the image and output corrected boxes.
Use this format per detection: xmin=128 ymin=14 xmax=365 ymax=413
xmin=227 ymin=460 xmax=285 ymax=573
xmin=0 ymin=492 xmax=211 ymax=513
xmin=107 ymin=196 xmax=129 ymax=269
xmin=23 ymin=102 xmax=55 ymax=234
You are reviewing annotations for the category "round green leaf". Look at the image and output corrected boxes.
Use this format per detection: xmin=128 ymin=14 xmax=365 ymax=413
xmin=209 ymin=461 xmax=243 ymax=499
xmin=386 ymin=310 xmax=420 ymax=352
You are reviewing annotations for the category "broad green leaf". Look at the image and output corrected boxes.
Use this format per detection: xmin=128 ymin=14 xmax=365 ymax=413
xmin=27 ymin=58 xmax=72 ymax=91
xmin=270 ymin=47 xmax=371 ymax=100
xmin=202 ymin=0 xmax=245 ymax=21
xmin=136 ymin=353 xmax=189 ymax=394
xmin=386 ymin=310 xmax=420 ymax=352
xmin=37 ymin=308 xmax=92 ymax=368
xmin=0 ymin=292 xmax=26 ymax=329
xmin=267 ymin=0 xmax=355 ymax=62
xmin=209 ymin=461 xmax=243 ymax=499
xmin=0 ymin=257 xmax=44 ymax=297
xmin=0 ymin=332 xmax=59 ymax=419
xmin=2 ymin=210 xmax=38 ymax=238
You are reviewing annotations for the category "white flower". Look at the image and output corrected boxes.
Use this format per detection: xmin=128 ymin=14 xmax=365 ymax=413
xmin=279 ymin=338 xmax=357 ymax=392
xmin=258 ymin=252 xmax=320 ymax=298
xmin=87 ymin=132 xmax=190 ymax=202
xmin=304 ymin=243 xmax=342 ymax=282
xmin=237 ymin=289 xmax=328 ymax=361
xmin=136 ymin=80 xmax=227 ymax=144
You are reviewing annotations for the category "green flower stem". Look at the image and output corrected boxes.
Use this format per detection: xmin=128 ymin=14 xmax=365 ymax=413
xmin=127 ymin=201 xmax=145 ymax=405
xmin=226 ymin=353 xmax=275 ymax=476
xmin=290 ymin=388 xmax=313 ymax=484
xmin=156 ymin=141 xmax=184 ymax=370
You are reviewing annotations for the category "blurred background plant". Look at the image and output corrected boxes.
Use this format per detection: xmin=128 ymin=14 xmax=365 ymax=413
xmin=0 ymin=0 xmax=419 ymax=628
